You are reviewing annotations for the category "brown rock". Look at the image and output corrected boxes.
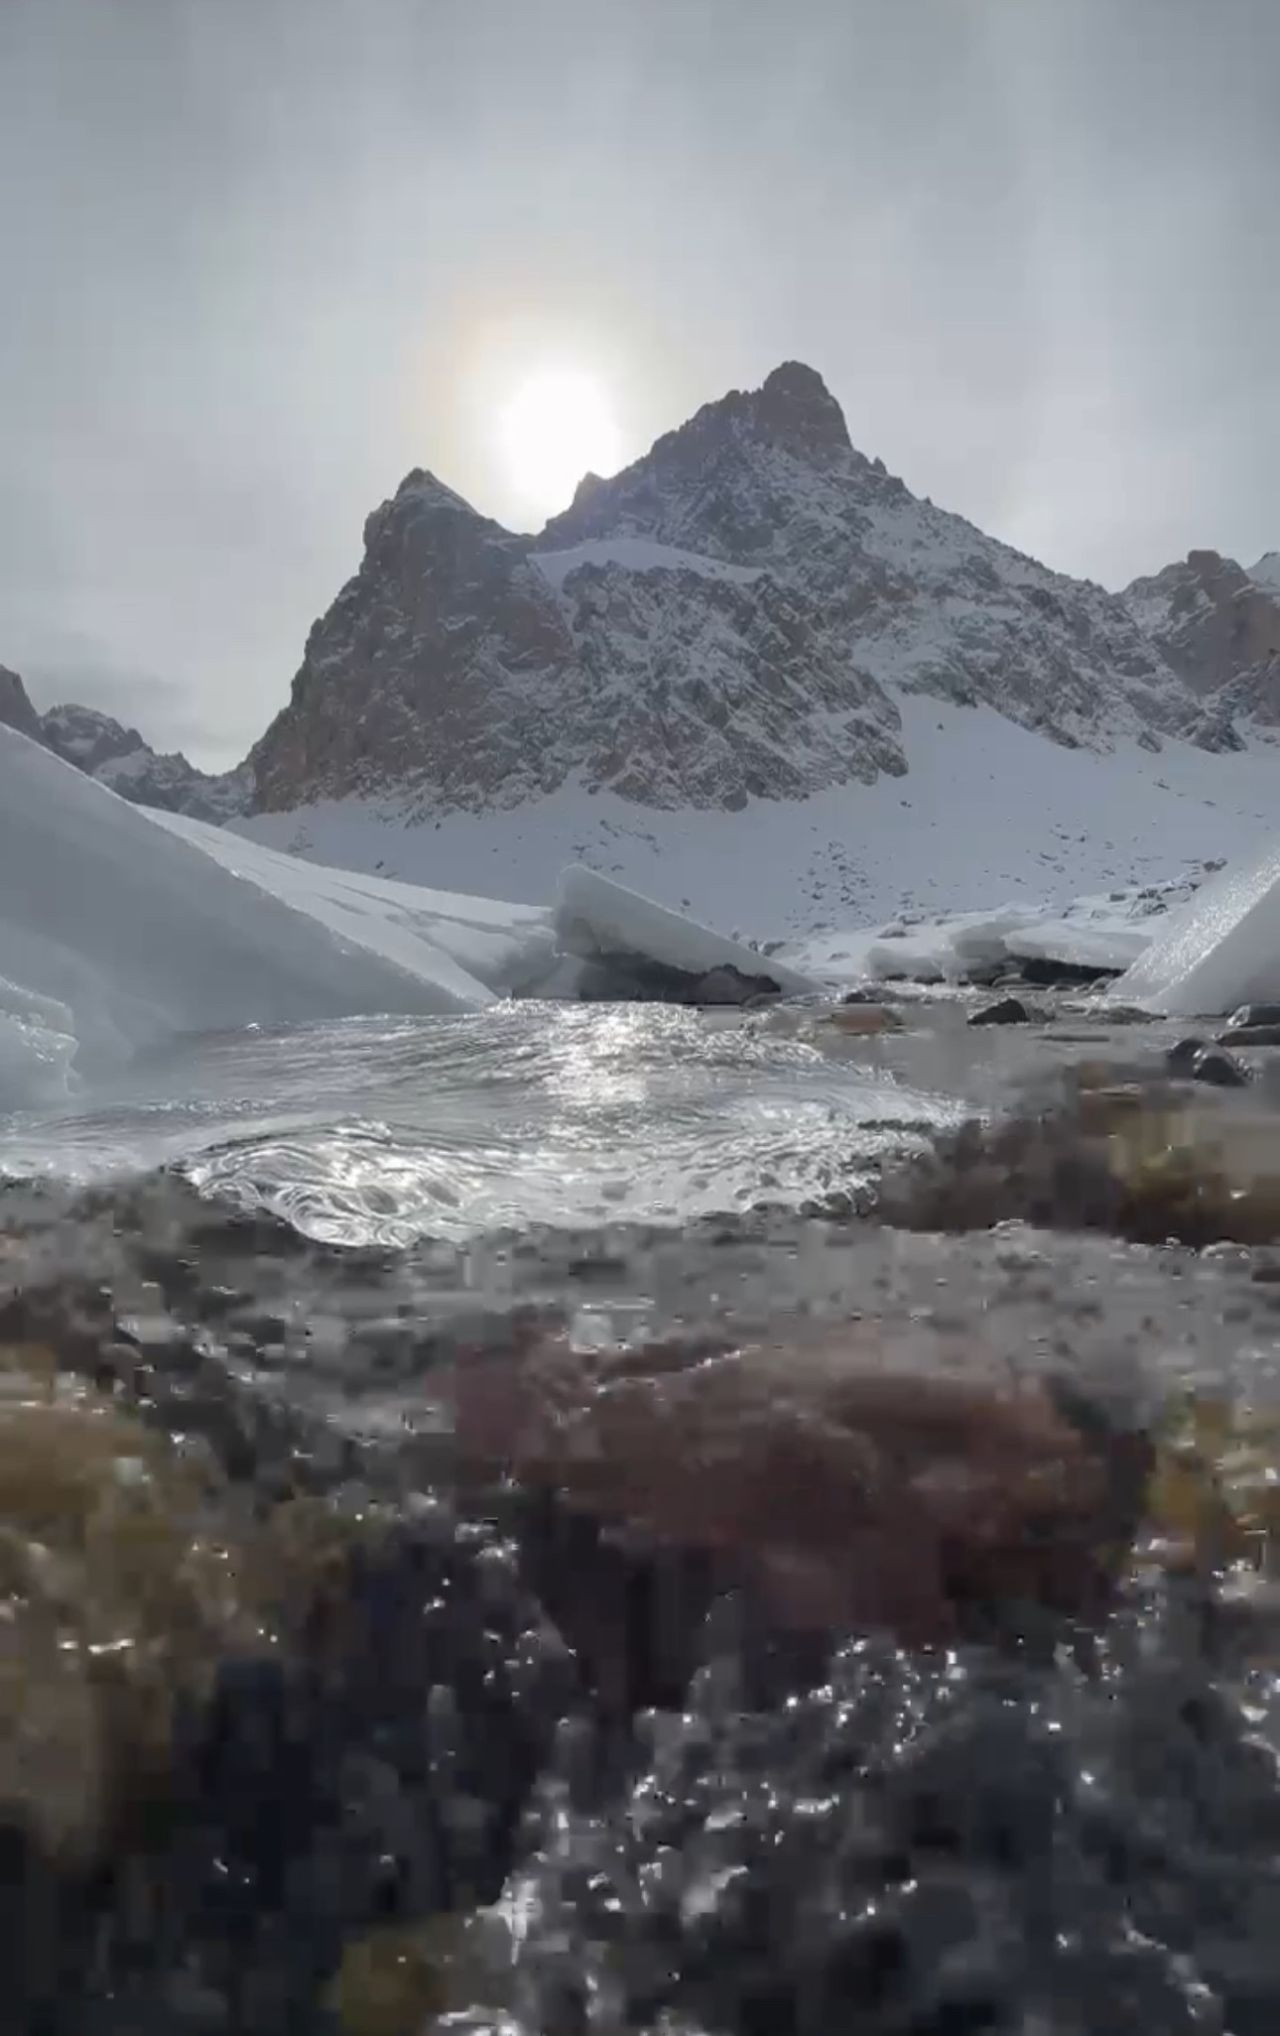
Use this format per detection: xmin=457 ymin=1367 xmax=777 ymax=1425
xmin=814 ymin=1003 xmax=903 ymax=1036
xmin=442 ymin=1326 xmax=1134 ymax=1652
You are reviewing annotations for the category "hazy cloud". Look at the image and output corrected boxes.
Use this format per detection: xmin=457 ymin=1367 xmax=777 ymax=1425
xmin=1 ymin=0 xmax=1276 ymax=765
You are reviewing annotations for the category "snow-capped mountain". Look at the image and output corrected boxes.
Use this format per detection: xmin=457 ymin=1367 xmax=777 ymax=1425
xmin=250 ymin=363 xmax=1204 ymax=819
xmin=0 ymin=671 xmax=251 ymax=821
xmin=1123 ymin=549 xmax=1280 ymax=732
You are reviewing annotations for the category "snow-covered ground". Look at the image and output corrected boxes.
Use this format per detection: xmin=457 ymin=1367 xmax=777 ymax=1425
xmin=235 ymin=698 xmax=1280 ymax=937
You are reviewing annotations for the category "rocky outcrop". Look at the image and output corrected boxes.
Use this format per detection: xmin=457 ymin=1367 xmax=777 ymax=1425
xmin=1124 ymin=548 xmax=1280 ymax=729
xmin=0 ymin=664 xmax=41 ymax=741
xmin=250 ymin=363 xmax=1204 ymax=819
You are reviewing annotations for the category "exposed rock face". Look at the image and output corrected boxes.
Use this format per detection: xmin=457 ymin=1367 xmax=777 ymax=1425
xmin=251 ymin=363 xmax=1203 ymax=818
xmin=1124 ymin=548 xmax=1280 ymax=729
xmin=38 ymin=701 xmax=252 ymax=821
xmin=0 ymin=665 xmax=41 ymax=741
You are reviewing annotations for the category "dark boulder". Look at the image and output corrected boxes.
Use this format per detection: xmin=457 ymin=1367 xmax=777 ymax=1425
xmin=1166 ymin=1036 xmax=1207 ymax=1073
xmin=968 ymin=997 xmax=1032 ymax=1027
xmin=1191 ymin=1047 xmax=1250 ymax=1089
xmin=575 ymin=950 xmax=781 ymax=1006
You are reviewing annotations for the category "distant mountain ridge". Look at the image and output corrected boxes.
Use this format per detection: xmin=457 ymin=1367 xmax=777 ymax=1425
xmin=248 ymin=362 xmax=1214 ymax=819
xmin=0 ymin=669 xmax=250 ymax=821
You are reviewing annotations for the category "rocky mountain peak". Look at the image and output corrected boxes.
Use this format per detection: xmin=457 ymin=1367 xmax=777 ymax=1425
xmin=752 ymin=359 xmax=852 ymax=461
xmin=1124 ymin=548 xmax=1280 ymax=726
xmin=249 ymin=364 xmax=1215 ymax=823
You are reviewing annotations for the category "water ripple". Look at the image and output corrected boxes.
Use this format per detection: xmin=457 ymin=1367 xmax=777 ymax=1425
xmin=3 ymin=1004 xmax=964 ymax=1246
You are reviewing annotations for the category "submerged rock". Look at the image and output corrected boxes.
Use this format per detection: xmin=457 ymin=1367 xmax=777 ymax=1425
xmin=443 ymin=1325 xmax=1147 ymax=1666
xmin=968 ymin=996 xmax=1032 ymax=1027
xmin=1191 ymin=1046 xmax=1250 ymax=1088
xmin=1166 ymin=1035 xmax=1207 ymax=1072
xmin=814 ymin=1003 xmax=903 ymax=1036
xmin=0 ymin=1323 xmax=570 ymax=2030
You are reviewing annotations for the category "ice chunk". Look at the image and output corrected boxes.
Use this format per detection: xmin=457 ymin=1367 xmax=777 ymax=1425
xmin=1004 ymin=919 xmax=1149 ymax=973
xmin=0 ymin=975 xmax=78 ymax=1111
xmin=0 ymin=724 xmax=504 ymax=1097
xmin=1114 ymin=842 xmax=1280 ymax=1015
xmin=147 ymin=808 xmax=556 ymax=1000
xmin=554 ymin=866 xmax=819 ymax=997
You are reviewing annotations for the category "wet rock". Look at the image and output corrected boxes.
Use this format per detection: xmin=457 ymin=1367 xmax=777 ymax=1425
xmin=877 ymin=1076 xmax=1280 ymax=1247
xmin=692 ymin=964 xmax=779 ymax=1006
xmin=445 ymin=1326 xmax=1146 ymax=1664
xmin=814 ymin=1003 xmax=902 ymax=1037
xmin=968 ymin=996 xmax=1031 ymax=1027
xmin=0 ymin=1322 xmax=574 ymax=2030
xmin=326 ymin=1921 xmax=449 ymax=2035
xmin=1016 ymin=954 xmax=1119 ymax=987
xmin=575 ymin=950 xmax=781 ymax=1006
xmin=1225 ymin=1003 xmax=1280 ymax=1032
xmin=1097 ymin=1002 xmax=1155 ymax=1025
xmin=1191 ymin=1047 xmax=1250 ymax=1088
xmin=1165 ymin=1035 xmax=1207 ymax=1072
xmin=1220 ymin=1023 xmax=1280 ymax=1047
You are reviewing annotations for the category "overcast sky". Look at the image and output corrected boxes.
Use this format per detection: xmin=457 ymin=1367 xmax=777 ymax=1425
xmin=2 ymin=0 xmax=1277 ymax=768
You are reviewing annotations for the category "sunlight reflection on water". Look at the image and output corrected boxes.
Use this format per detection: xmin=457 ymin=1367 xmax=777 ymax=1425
xmin=0 ymin=1003 xmax=965 ymax=1247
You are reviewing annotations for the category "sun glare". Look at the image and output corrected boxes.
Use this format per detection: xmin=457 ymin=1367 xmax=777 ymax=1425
xmin=497 ymin=366 xmax=623 ymax=522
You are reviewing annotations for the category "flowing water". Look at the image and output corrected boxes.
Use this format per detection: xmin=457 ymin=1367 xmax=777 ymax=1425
xmin=5 ymin=997 xmax=1280 ymax=2033
xmin=0 ymin=1003 xmax=980 ymax=1245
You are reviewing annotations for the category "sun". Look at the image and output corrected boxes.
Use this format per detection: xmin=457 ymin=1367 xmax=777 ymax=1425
xmin=497 ymin=366 xmax=623 ymax=523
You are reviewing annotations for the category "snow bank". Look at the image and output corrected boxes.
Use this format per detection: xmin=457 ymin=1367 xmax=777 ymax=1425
xmin=1115 ymin=840 xmax=1280 ymax=1015
xmin=555 ymin=866 xmax=819 ymax=995
xmin=0 ymin=725 xmax=506 ymax=1096
xmin=147 ymin=810 xmax=556 ymax=1000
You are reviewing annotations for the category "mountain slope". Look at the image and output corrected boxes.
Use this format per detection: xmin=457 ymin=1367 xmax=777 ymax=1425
xmin=250 ymin=363 xmax=1203 ymax=820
